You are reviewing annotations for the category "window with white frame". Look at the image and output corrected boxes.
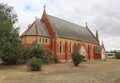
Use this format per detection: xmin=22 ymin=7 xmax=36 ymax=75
xmin=39 ymin=38 xmax=41 ymax=43
xmin=69 ymin=42 xmax=72 ymax=53
xmin=45 ymin=39 xmax=47 ymax=43
xmin=59 ymin=41 xmax=62 ymax=53
xmin=90 ymin=46 xmax=93 ymax=55
xmin=42 ymin=38 xmax=44 ymax=43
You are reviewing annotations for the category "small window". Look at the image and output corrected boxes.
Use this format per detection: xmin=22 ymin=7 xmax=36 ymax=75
xmin=60 ymin=41 xmax=62 ymax=53
xmin=69 ymin=42 xmax=72 ymax=53
xmin=39 ymin=38 xmax=41 ymax=43
xmin=45 ymin=39 xmax=47 ymax=43
xmin=90 ymin=46 xmax=93 ymax=55
xmin=42 ymin=38 xmax=44 ymax=43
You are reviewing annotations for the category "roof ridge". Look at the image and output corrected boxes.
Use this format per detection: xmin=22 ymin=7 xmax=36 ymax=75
xmin=21 ymin=21 xmax=36 ymax=36
xmin=46 ymin=14 xmax=85 ymax=28
xmin=46 ymin=14 xmax=98 ymax=44
xmin=86 ymin=27 xmax=98 ymax=44
xmin=21 ymin=18 xmax=50 ymax=37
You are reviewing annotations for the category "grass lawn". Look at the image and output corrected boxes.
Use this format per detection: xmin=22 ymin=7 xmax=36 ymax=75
xmin=0 ymin=59 xmax=120 ymax=83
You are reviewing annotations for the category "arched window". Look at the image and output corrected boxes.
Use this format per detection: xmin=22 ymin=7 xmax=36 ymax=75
xmin=90 ymin=46 xmax=93 ymax=55
xmin=42 ymin=38 xmax=44 ymax=43
xmin=69 ymin=42 xmax=72 ymax=53
xmin=39 ymin=38 xmax=41 ymax=43
xmin=45 ymin=39 xmax=47 ymax=43
xmin=60 ymin=41 xmax=62 ymax=53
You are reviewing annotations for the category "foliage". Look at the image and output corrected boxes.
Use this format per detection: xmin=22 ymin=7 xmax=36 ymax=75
xmin=41 ymin=55 xmax=50 ymax=64
xmin=110 ymin=50 xmax=120 ymax=59
xmin=115 ymin=52 xmax=120 ymax=59
xmin=27 ymin=42 xmax=44 ymax=59
xmin=0 ymin=3 xmax=23 ymax=64
xmin=20 ymin=47 xmax=29 ymax=63
xmin=53 ymin=55 xmax=59 ymax=64
xmin=26 ymin=43 xmax=56 ymax=64
xmin=71 ymin=53 xmax=85 ymax=66
xmin=27 ymin=57 xmax=42 ymax=71
xmin=44 ymin=48 xmax=52 ymax=55
xmin=48 ymin=55 xmax=54 ymax=63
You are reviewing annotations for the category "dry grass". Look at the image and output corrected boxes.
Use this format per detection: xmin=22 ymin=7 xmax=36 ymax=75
xmin=0 ymin=59 xmax=120 ymax=83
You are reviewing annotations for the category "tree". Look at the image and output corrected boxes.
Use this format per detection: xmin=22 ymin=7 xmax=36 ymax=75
xmin=0 ymin=3 xmax=23 ymax=64
xmin=115 ymin=52 xmax=120 ymax=59
xmin=27 ymin=42 xmax=44 ymax=59
xmin=27 ymin=42 xmax=54 ymax=64
xmin=110 ymin=50 xmax=120 ymax=59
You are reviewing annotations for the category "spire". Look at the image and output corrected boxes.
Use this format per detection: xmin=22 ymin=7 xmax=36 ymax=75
xmin=96 ymin=30 xmax=99 ymax=40
xmin=41 ymin=5 xmax=47 ymax=21
xmin=85 ymin=22 xmax=100 ymax=45
xmin=102 ymin=41 xmax=104 ymax=46
xmin=96 ymin=30 xmax=99 ymax=44
xmin=102 ymin=41 xmax=105 ymax=50
xmin=44 ymin=5 xmax=46 ymax=9
xmin=43 ymin=5 xmax=46 ymax=14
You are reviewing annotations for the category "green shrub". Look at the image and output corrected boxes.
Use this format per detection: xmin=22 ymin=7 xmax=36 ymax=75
xmin=27 ymin=43 xmax=44 ymax=59
xmin=115 ymin=52 xmax=120 ymax=59
xmin=53 ymin=55 xmax=59 ymax=64
xmin=27 ymin=57 xmax=42 ymax=71
xmin=0 ymin=36 xmax=23 ymax=65
xmin=49 ymin=55 xmax=54 ymax=63
xmin=41 ymin=55 xmax=50 ymax=64
xmin=0 ymin=44 xmax=23 ymax=65
xmin=1 ymin=53 xmax=20 ymax=64
xmin=71 ymin=53 xmax=85 ymax=66
xmin=47 ymin=55 xmax=59 ymax=64
xmin=44 ymin=48 xmax=52 ymax=55
xmin=20 ymin=47 xmax=29 ymax=63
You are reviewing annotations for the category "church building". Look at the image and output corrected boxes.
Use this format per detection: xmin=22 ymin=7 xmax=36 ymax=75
xmin=21 ymin=6 xmax=106 ymax=62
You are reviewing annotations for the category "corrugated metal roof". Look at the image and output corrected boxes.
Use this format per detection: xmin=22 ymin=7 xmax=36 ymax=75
xmin=47 ymin=15 xmax=98 ymax=43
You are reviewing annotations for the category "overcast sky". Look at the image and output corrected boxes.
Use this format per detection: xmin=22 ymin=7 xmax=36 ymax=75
xmin=1 ymin=0 xmax=120 ymax=51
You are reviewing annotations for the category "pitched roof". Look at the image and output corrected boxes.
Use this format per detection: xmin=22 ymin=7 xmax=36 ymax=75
xmin=47 ymin=15 xmax=98 ymax=44
xmin=21 ymin=18 xmax=50 ymax=37
xmin=21 ymin=14 xmax=98 ymax=44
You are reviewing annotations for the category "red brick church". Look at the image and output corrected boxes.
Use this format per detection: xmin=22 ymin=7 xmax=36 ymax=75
xmin=21 ymin=6 xmax=106 ymax=62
